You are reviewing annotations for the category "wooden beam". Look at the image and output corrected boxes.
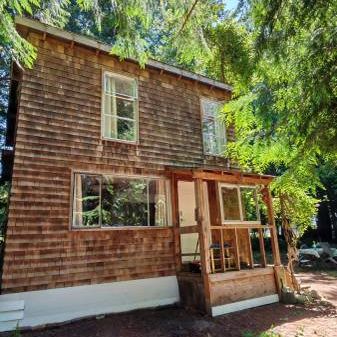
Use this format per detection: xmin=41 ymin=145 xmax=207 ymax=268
xmin=211 ymin=225 xmax=273 ymax=229
xmin=258 ymin=228 xmax=267 ymax=267
xmin=192 ymin=171 xmax=272 ymax=186
xmin=263 ymin=187 xmax=281 ymax=266
xmin=171 ymin=174 xmax=182 ymax=272
xmin=220 ymin=228 xmax=225 ymax=271
xmin=164 ymin=169 xmax=193 ymax=181
xmin=181 ymin=253 xmax=200 ymax=257
xmin=234 ymin=228 xmax=240 ymax=270
xmin=179 ymin=224 xmax=199 ymax=234
xmin=247 ymin=229 xmax=254 ymax=268
xmin=195 ymin=178 xmax=212 ymax=314
xmin=209 ymin=266 xmax=275 ymax=283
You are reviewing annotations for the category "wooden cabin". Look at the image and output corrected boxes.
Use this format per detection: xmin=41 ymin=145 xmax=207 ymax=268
xmin=0 ymin=17 xmax=286 ymax=331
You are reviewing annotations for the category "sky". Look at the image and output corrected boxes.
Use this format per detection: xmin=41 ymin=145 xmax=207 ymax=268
xmin=226 ymin=0 xmax=239 ymax=11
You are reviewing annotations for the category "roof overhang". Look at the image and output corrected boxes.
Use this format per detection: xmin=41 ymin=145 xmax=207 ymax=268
xmin=15 ymin=16 xmax=232 ymax=93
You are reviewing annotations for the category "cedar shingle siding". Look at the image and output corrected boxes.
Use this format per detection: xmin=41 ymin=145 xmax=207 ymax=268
xmin=1 ymin=29 xmax=231 ymax=293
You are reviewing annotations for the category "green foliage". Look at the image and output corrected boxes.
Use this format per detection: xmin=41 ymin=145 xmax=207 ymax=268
xmin=242 ymin=330 xmax=282 ymax=337
xmin=153 ymin=1 xmax=221 ymax=71
xmin=0 ymin=182 xmax=10 ymax=239
xmin=204 ymin=19 xmax=255 ymax=90
xmin=36 ymin=0 xmax=71 ymax=28
xmin=249 ymin=0 xmax=337 ymax=155
xmin=66 ymin=0 xmax=157 ymax=65
xmin=223 ymin=86 xmax=319 ymax=233
xmin=80 ymin=194 xmax=100 ymax=227
xmin=216 ymin=1 xmax=337 ymax=233
xmin=101 ymin=179 xmax=148 ymax=227
xmin=0 ymin=0 xmax=230 ymax=69
xmin=0 ymin=0 xmax=38 ymax=68
xmin=10 ymin=323 xmax=21 ymax=337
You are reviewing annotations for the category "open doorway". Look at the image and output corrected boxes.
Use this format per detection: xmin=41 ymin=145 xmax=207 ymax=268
xmin=178 ymin=181 xmax=200 ymax=270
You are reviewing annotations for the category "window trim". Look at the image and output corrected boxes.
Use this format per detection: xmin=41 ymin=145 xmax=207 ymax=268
xmin=218 ymin=183 xmax=261 ymax=225
xmin=101 ymin=71 xmax=139 ymax=144
xmin=70 ymin=171 xmax=171 ymax=230
xmin=200 ymin=97 xmax=227 ymax=157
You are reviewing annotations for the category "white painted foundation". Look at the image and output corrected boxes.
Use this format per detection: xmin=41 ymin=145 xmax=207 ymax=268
xmin=211 ymin=294 xmax=279 ymax=316
xmin=0 ymin=276 xmax=179 ymax=332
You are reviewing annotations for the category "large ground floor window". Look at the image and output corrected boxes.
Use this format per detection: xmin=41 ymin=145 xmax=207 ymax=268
xmin=72 ymin=173 xmax=170 ymax=228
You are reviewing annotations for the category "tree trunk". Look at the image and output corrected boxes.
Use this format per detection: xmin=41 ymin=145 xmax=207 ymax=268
xmin=280 ymin=194 xmax=300 ymax=292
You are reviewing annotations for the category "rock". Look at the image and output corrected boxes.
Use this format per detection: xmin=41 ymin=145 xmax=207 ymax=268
xmin=295 ymin=294 xmax=307 ymax=304
xmin=309 ymin=290 xmax=321 ymax=300
xmin=281 ymin=288 xmax=298 ymax=304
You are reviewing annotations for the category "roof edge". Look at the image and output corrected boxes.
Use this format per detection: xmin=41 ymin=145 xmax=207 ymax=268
xmin=15 ymin=16 xmax=232 ymax=92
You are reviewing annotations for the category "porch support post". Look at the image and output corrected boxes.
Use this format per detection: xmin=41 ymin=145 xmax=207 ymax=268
xmin=194 ymin=177 xmax=212 ymax=314
xmin=263 ymin=186 xmax=281 ymax=266
xmin=170 ymin=173 xmax=182 ymax=272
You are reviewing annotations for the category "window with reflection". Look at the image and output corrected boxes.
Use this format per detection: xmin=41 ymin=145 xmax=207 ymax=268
xmin=102 ymin=72 xmax=137 ymax=142
xmin=220 ymin=186 xmax=241 ymax=221
xmin=240 ymin=187 xmax=259 ymax=221
xmin=201 ymin=98 xmax=226 ymax=155
xmin=72 ymin=173 xmax=170 ymax=228
xmin=73 ymin=174 xmax=100 ymax=227
xmin=219 ymin=184 xmax=261 ymax=223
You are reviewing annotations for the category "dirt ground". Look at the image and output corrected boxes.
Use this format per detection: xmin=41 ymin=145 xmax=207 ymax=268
xmin=2 ymin=272 xmax=337 ymax=337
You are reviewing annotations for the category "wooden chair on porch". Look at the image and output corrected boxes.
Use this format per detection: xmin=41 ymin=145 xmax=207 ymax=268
xmin=210 ymin=242 xmax=236 ymax=273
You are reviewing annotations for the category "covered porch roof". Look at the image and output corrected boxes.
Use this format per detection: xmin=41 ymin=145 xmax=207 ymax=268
xmin=165 ymin=166 xmax=274 ymax=185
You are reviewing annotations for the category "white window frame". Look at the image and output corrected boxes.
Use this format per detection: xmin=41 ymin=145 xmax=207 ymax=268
xmin=200 ymin=97 xmax=227 ymax=156
xmin=71 ymin=172 xmax=171 ymax=229
xmin=218 ymin=183 xmax=261 ymax=225
xmin=101 ymin=71 xmax=139 ymax=143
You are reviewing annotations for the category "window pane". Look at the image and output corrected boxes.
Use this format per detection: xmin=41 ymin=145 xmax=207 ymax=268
xmin=215 ymin=117 xmax=226 ymax=153
xmin=101 ymin=177 xmax=148 ymax=227
xmin=117 ymin=118 xmax=135 ymax=141
xmin=257 ymin=191 xmax=268 ymax=225
xmin=103 ymin=115 xmax=117 ymax=139
xmin=104 ymin=116 xmax=136 ymax=141
xmin=104 ymin=92 xmax=115 ymax=116
xmin=202 ymin=99 xmax=226 ymax=155
xmin=221 ymin=186 xmax=241 ymax=221
xmin=241 ymin=187 xmax=259 ymax=221
xmin=148 ymin=179 xmax=167 ymax=226
xmin=181 ymin=233 xmax=199 ymax=262
xmin=105 ymin=75 xmax=136 ymax=98
xmin=203 ymin=117 xmax=217 ymax=154
xmin=104 ymin=75 xmax=115 ymax=95
xmin=103 ymin=73 xmax=137 ymax=142
xmin=73 ymin=174 xmax=100 ymax=227
xmin=116 ymin=97 xmax=135 ymax=119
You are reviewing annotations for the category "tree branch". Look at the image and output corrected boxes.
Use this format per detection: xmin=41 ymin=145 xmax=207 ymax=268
xmin=177 ymin=0 xmax=199 ymax=36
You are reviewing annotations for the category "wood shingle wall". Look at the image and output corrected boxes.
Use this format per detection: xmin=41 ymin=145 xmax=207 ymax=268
xmin=1 ymin=27 xmax=230 ymax=293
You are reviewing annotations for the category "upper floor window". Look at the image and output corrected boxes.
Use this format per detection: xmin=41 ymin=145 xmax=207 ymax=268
xmin=72 ymin=173 xmax=170 ymax=228
xmin=201 ymin=98 xmax=226 ymax=156
xmin=102 ymin=72 xmax=138 ymax=142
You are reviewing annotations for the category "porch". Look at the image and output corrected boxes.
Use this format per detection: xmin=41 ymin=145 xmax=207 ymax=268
xmin=167 ymin=168 xmax=283 ymax=315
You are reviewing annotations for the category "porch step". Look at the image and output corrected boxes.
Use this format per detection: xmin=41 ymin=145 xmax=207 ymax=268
xmin=0 ymin=300 xmax=25 ymax=332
